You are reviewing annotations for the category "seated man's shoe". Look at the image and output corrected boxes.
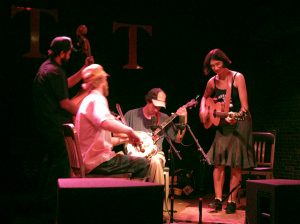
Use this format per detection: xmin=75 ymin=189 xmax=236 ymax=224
xmin=208 ymin=199 xmax=222 ymax=211
xmin=225 ymin=202 xmax=236 ymax=214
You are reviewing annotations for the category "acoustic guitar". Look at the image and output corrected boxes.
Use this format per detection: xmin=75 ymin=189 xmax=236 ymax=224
xmin=202 ymin=97 xmax=247 ymax=129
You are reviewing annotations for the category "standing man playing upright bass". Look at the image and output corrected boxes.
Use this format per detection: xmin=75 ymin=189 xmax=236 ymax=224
xmin=32 ymin=36 xmax=93 ymax=223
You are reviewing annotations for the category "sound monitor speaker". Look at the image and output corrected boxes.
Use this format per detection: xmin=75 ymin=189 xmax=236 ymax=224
xmin=57 ymin=178 xmax=164 ymax=224
xmin=246 ymin=179 xmax=300 ymax=224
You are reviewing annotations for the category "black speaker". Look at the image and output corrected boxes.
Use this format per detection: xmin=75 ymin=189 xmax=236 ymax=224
xmin=246 ymin=179 xmax=300 ymax=224
xmin=57 ymin=178 xmax=164 ymax=224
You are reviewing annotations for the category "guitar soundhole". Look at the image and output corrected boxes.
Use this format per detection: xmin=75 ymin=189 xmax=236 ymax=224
xmin=213 ymin=109 xmax=217 ymax=118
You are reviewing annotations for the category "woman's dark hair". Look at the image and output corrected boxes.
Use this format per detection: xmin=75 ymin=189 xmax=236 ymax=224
xmin=203 ymin=48 xmax=232 ymax=75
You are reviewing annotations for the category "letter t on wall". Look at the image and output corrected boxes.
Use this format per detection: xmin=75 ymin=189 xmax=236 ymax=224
xmin=113 ymin=22 xmax=152 ymax=70
xmin=11 ymin=5 xmax=58 ymax=58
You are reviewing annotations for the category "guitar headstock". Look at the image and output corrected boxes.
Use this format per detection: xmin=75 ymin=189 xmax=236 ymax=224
xmin=231 ymin=111 xmax=248 ymax=121
xmin=184 ymin=95 xmax=200 ymax=109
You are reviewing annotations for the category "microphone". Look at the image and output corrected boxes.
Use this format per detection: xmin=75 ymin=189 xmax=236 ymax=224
xmin=176 ymin=115 xmax=186 ymax=134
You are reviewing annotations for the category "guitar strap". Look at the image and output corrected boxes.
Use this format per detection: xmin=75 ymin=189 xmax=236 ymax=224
xmin=224 ymin=72 xmax=233 ymax=112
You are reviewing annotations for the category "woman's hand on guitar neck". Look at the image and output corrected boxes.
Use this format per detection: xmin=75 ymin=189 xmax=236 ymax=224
xmin=225 ymin=112 xmax=237 ymax=125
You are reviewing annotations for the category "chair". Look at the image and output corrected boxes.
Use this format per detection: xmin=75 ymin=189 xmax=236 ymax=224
xmin=242 ymin=131 xmax=276 ymax=179
xmin=62 ymin=123 xmax=132 ymax=178
xmin=238 ymin=131 xmax=276 ymax=202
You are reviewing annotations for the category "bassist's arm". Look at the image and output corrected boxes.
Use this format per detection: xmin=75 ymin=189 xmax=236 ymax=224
xmin=67 ymin=56 xmax=94 ymax=88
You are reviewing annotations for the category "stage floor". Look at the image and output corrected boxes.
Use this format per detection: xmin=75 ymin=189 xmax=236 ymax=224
xmin=10 ymin=191 xmax=246 ymax=224
xmin=164 ymin=194 xmax=246 ymax=224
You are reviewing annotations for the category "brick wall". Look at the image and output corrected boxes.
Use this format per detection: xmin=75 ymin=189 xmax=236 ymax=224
xmin=249 ymin=47 xmax=300 ymax=179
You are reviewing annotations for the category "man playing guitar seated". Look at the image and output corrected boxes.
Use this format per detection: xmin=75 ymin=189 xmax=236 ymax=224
xmin=123 ymin=88 xmax=188 ymax=185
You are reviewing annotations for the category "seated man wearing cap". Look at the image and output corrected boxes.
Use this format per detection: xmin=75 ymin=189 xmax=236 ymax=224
xmin=124 ymin=88 xmax=188 ymax=185
xmin=75 ymin=64 xmax=150 ymax=178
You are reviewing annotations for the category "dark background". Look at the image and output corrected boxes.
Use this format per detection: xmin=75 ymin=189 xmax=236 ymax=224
xmin=1 ymin=0 xmax=300 ymax=220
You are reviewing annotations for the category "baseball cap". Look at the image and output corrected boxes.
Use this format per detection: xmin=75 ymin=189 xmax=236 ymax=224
xmin=81 ymin=64 xmax=109 ymax=90
xmin=146 ymin=88 xmax=166 ymax=108
xmin=49 ymin=36 xmax=73 ymax=54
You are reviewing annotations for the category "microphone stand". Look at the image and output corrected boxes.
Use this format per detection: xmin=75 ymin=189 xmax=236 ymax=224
xmin=184 ymin=124 xmax=211 ymax=223
xmin=163 ymin=132 xmax=182 ymax=224
xmin=185 ymin=124 xmax=211 ymax=166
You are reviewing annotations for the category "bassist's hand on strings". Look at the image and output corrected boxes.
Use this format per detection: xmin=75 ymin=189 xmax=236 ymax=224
xmin=85 ymin=55 xmax=94 ymax=66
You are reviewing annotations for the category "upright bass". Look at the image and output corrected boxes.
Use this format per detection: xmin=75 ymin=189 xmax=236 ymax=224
xmin=71 ymin=24 xmax=94 ymax=108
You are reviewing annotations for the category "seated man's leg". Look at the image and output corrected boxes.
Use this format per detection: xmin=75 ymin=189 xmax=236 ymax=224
xmin=148 ymin=152 xmax=166 ymax=184
xmin=90 ymin=154 xmax=150 ymax=179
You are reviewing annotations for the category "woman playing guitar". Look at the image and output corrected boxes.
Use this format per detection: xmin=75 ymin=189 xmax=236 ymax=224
xmin=199 ymin=48 xmax=255 ymax=214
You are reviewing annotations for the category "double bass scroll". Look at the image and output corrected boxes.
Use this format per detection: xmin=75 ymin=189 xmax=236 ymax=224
xmin=71 ymin=24 xmax=94 ymax=108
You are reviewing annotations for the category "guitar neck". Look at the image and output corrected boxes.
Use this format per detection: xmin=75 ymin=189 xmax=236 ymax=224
xmin=214 ymin=111 xmax=229 ymax=118
xmin=153 ymin=113 xmax=178 ymax=136
xmin=215 ymin=111 xmax=246 ymax=121
xmin=152 ymin=97 xmax=198 ymax=136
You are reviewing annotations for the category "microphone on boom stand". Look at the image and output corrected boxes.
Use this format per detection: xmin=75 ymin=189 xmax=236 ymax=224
xmin=176 ymin=115 xmax=186 ymax=134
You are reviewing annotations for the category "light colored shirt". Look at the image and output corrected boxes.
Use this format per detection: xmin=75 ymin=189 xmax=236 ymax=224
xmin=75 ymin=90 xmax=116 ymax=174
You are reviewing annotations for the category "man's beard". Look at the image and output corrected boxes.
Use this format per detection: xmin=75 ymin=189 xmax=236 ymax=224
xmin=103 ymin=86 xmax=109 ymax=97
xmin=61 ymin=57 xmax=69 ymax=68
